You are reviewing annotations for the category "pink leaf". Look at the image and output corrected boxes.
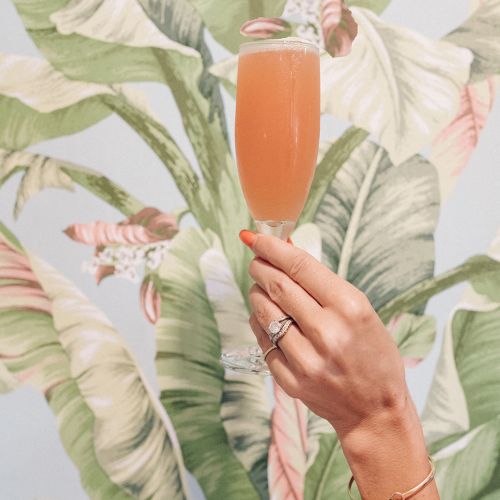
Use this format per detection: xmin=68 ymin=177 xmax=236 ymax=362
xmin=140 ymin=276 xmax=161 ymax=324
xmin=95 ymin=264 xmax=115 ymax=285
xmin=0 ymin=239 xmax=52 ymax=315
xmin=64 ymin=207 xmax=178 ymax=247
xmin=240 ymin=17 xmax=292 ymax=39
xmin=269 ymin=382 xmax=308 ymax=500
xmin=430 ymin=77 xmax=496 ymax=199
xmin=126 ymin=207 xmax=178 ymax=240
xmin=321 ymin=0 xmax=358 ymax=57
xmin=64 ymin=221 xmax=160 ymax=246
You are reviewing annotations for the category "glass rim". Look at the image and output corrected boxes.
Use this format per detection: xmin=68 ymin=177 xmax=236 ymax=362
xmin=239 ymin=37 xmax=319 ymax=54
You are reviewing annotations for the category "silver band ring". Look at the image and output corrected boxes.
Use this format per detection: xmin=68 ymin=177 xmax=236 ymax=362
xmin=267 ymin=316 xmax=295 ymax=346
xmin=263 ymin=345 xmax=278 ymax=361
xmin=271 ymin=318 xmax=293 ymax=345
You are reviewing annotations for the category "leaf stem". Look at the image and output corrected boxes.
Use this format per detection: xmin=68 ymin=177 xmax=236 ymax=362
xmin=314 ymin=439 xmax=341 ymax=500
xmin=337 ymin=146 xmax=383 ymax=278
xmin=299 ymin=127 xmax=368 ymax=225
xmin=102 ymin=94 xmax=213 ymax=228
xmin=377 ymin=256 xmax=500 ymax=323
xmin=153 ymin=50 xmax=232 ymax=201
xmin=62 ymin=165 xmax=145 ymax=217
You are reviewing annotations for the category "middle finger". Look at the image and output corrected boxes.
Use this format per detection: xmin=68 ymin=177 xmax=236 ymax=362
xmin=249 ymin=257 xmax=325 ymax=341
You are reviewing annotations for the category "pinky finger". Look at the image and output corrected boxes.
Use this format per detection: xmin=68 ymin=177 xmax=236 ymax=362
xmin=249 ymin=315 xmax=300 ymax=397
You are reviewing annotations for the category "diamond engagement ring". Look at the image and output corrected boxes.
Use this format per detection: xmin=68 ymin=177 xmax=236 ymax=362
xmin=267 ymin=316 xmax=294 ymax=345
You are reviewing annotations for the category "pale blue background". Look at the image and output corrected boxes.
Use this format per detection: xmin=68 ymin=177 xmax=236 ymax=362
xmin=1 ymin=1 xmax=499 ymax=498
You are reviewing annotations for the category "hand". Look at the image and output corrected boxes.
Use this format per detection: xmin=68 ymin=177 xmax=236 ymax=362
xmin=243 ymin=230 xmax=405 ymax=433
xmin=240 ymin=230 xmax=439 ymax=500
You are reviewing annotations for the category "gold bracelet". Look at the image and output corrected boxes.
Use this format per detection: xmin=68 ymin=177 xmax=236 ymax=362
xmin=347 ymin=456 xmax=435 ymax=500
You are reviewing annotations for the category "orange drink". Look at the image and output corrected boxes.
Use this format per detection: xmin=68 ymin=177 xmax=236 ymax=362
xmin=221 ymin=39 xmax=320 ymax=375
xmin=235 ymin=38 xmax=320 ymax=237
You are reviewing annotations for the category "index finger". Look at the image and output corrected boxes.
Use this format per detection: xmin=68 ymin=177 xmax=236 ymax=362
xmin=246 ymin=232 xmax=352 ymax=307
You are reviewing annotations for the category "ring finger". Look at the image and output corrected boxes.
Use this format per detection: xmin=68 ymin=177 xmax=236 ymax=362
xmin=249 ymin=285 xmax=320 ymax=372
xmin=249 ymin=315 xmax=299 ymax=393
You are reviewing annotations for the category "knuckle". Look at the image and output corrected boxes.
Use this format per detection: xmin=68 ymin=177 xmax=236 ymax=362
xmin=343 ymin=292 xmax=373 ymax=323
xmin=293 ymin=360 xmax=308 ymax=379
xmin=283 ymin=380 xmax=301 ymax=399
xmin=288 ymin=250 xmax=309 ymax=281
xmin=307 ymin=358 xmax=326 ymax=380
xmin=268 ymin=275 xmax=287 ymax=301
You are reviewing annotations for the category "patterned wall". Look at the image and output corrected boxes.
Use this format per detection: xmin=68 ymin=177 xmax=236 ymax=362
xmin=1 ymin=1 xmax=499 ymax=499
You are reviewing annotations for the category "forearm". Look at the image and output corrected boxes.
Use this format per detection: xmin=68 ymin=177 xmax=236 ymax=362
xmin=337 ymin=392 xmax=439 ymax=500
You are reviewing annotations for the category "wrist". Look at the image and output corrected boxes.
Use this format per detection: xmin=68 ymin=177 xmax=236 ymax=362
xmin=337 ymin=392 xmax=422 ymax=459
xmin=335 ymin=393 xmax=437 ymax=499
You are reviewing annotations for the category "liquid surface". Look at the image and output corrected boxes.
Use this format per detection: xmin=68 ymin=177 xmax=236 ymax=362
xmin=235 ymin=44 xmax=320 ymax=222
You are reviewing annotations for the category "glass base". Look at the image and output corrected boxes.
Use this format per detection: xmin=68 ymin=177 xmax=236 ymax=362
xmin=220 ymin=345 xmax=271 ymax=375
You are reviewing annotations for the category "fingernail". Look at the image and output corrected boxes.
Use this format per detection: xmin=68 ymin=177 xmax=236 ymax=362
xmin=239 ymin=229 xmax=257 ymax=248
xmin=287 ymin=237 xmax=293 ymax=245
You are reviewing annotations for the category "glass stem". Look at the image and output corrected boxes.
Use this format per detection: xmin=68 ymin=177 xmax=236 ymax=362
xmin=254 ymin=220 xmax=296 ymax=241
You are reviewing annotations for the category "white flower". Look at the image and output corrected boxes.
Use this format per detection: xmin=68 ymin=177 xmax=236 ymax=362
xmin=115 ymin=265 xmax=140 ymax=283
xmin=82 ymin=241 xmax=171 ymax=282
xmin=283 ymin=0 xmax=323 ymax=47
xmin=99 ymin=247 xmax=115 ymax=264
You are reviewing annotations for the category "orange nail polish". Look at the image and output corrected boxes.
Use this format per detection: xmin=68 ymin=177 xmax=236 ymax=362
xmin=239 ymin=229 xmax=257 ymax=248
xmin=287 ymin=237 xmax=293 ymax=245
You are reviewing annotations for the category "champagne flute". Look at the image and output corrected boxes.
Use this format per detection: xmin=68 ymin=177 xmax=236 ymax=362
xmin=221 ymin=38 xmax=320 ymax=374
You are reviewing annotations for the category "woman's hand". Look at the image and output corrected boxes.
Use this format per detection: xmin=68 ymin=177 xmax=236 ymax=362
xmin=240 ymin=230 xmax=439 ymax=500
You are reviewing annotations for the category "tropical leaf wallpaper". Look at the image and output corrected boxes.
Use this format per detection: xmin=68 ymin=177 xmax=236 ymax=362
xmin=0 ymin=0 xmax=499 ymax=499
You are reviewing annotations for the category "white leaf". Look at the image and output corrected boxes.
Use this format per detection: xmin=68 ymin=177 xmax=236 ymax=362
xmin=321 ymin=8 xmax=472 ymax=164
xmin=0 ymin=52 xmax=155 ymax=150
xmin=429 ymin=78 xmax=496 ymax=200
xmin=51 ymin=0 xmax=198 ymax=58
xmin=0 ymin=52 xmax=114 ymax=113
xmin=291 ymin=223 xmax=322 ymax=262
xmin=210 ymin=9 xmax=472 ymax=166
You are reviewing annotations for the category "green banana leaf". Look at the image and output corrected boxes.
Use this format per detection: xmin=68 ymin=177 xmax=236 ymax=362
xmin=389 ymin=313 xmax=436 ymax=363
xmin=200 ymin=245 xmax=271 ymax=498
xmin=304 ymin=429 xmax=351 ymax=500
xmin=138 ymin=0 xmax=228 ymax=138
xmin=0 ymin=47 xmax=202 ymax=227
xmin=155 ymin=227 xmax=260 ymax=500
xmin=433 ymin=419 xmax=500 ymax=500
xmin=300 ymin=128 xmax=369 ymax=224
xmin=305 ymin=397 xmax=351 ymax=500
xmin=445 ymin=0 xmax=500 ymax=82
xmin=377 ymin=255 xmax=500 ymax=323
xmin=0 ymin=148 xmax=145 ymax=218
xmin=422 ymin=280 xmax=500 ymax=499
xmin=347 ymin=0 xmax=392 ymax=13
xmin=315 ymin=140 xmax=439 ymax=311
xmin=11 ymin=0 xmax=250 ymax=284
xmin=0 ymin=51 xmax=128 ymax=150
xmin=13 ymin=0 xmax=233 ymax=194
xmin=0 ymin=222 xmax=188 ymax=499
